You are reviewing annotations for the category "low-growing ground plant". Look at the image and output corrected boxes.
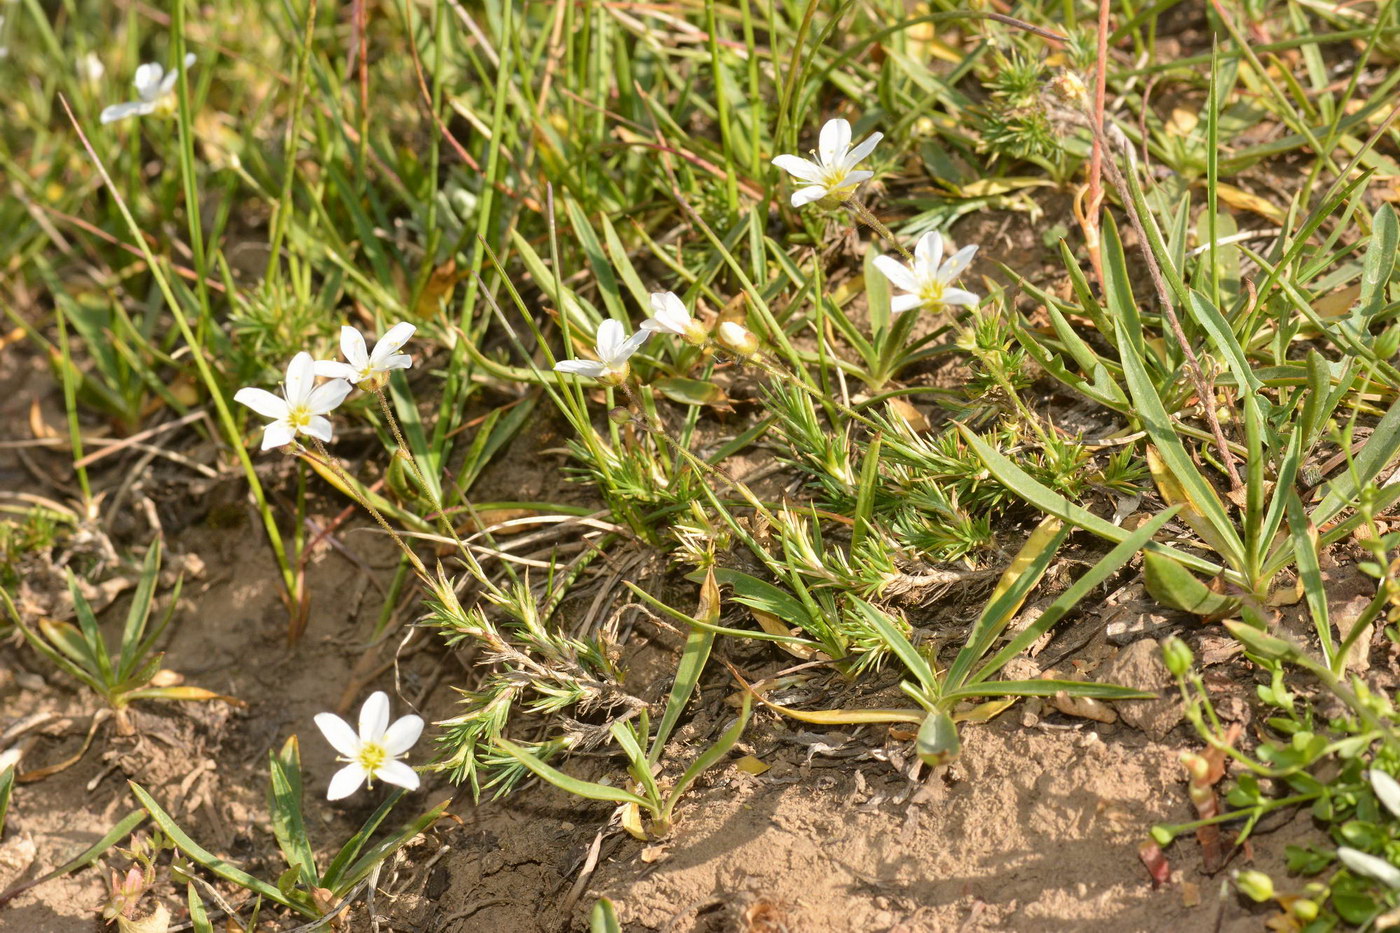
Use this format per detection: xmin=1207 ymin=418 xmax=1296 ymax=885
xmin=8 ymin=0 xmax=1400 ymax=928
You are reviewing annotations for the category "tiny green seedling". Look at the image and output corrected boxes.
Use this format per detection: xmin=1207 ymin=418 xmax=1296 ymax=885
xmin=3 ymin=539 xmax=236 ymax=737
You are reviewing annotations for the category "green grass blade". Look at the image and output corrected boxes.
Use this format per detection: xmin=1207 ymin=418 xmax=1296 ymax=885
xmin=268 ymin=736 xmax=319 ymax=889
xmin=128 ymin=781 xmax=316 ymax=917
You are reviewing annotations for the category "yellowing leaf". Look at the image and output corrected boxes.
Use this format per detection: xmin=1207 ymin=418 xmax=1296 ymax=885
xmin=1216 ymin=184 xmax=1285 ymax=224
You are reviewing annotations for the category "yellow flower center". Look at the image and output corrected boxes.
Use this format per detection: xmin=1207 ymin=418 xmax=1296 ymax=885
xmin=919 ymin=280 xmax=946 ymax=307
xmin=286 ymin=406 xmax=312 ymax=431
xmin=819 ymin=165 xmax=854 ymax=191
xmin=355 ymin=742 xmax=387 ymax=774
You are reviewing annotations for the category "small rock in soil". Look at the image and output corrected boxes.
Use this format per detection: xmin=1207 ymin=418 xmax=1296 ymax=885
xmin=1099 ymin=639 xmax=1182 ymax=739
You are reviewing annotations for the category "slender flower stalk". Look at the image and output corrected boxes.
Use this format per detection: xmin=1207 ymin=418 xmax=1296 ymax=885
xmin=100 ymin=53 xmax=196 ymax=124
xmin=315 ymin=691 xmax=424 ymax=800
xmin=772 ymin=118 xmax=882 ymax=208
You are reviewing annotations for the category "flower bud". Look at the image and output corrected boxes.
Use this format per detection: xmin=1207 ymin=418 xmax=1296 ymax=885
xmin=608 ymin=406 xmax=633 ymax=425
xmin=717 ymin=322 xmax=759 ymax=357
xmin=1234 ymin=869 xmax=1274 ymax=903
xmin=1160 ymin=636 xmax=1193 ymax=678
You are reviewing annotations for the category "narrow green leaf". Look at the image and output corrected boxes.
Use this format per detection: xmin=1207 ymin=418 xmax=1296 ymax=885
xmin=0 ymin=809 xmax=146 ymax=908
xmin=322 ymin=790 xmax=405 ymax=892
xmin=848 ymin=597 xmax=937 ymax=693
xmin=1357 ymin=203 xmax=1397 ymax=322
xmin=494 ymin=739 xmax=651 ymax=808
xmin=116 ymin=539 xmax=161 ymax=681
xmin=958 ymin=425 xmax=1226 ymax=578
xmin=128 ymin=781 xmax=316 ymax=916
xmin=945 ymin=517 xmax=1068 ymax=691
xmin=649 ymin=572 xmax=718 ymax=764
xmin=663 ymin=695 xmax=752 ymax=816
xmin=1142 ymin=552 xmax=1240 ymax=617
xmin=970 ymin=508 xmax=1179 ymax=685
xmin=942 ymin=680 xmax=1155 ymax=701
xmin=335 ymin=798 xmax=450 ymax=894
xmin=186 ymin=882 xmax=214 ymax=933
xmin=268 ymin=736 xmax=319 ymax=889
xmin=591 ymin=898 xmax=623 ymax=933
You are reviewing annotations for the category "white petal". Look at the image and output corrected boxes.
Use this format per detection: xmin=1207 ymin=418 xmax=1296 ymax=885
xmin=301 ymin=415 xmax=333 ymax=443
xmin=158 ymin=68 xmax=180 ymax=98
xmin=372 ymin=322 xmax=417 ymax=361
xmin=940 ymin=288 xmax=980 ymax=308
xmin=183 ymin=53 xmax=196 ymax=68
xmin=327 ymin=763 xmax=368 ymax=801
xmin=914 ymin=231 xmax=944 ymax=278
xmin=790 ymin=186 xmax=830 ymax=208
xmin=833 ymin=170 xmax=872 ymax=190
xmin=1339 ymin=847 xmax=1400 ymax=888
xmin=651 ymin=291 xmax=689 ymax=326
xmin=381 ymin=715 xmax=424 ymax=756
xmin=554 ymin=360 xmax=608 ymax=378
xmin=315 ymin=713 xmax=362 ymax=758
xmin=940 ymin=244 xmax=979 ymax=283
xmin=377 ymin=353 xmax=412 ymax=372
xmin=313 ymin=360 xmax=359 ymax=381
xmin=340 ymin=326 xmax=369 ymax=369
xmin=843 ymin=132 xmax=883 ymax=168
xmin=260 ymin=421 xmax=296 ymax=450
xmin=373 ymin=759 xmax=420 ymax=791
xmin=233 ymin=387 xmax=289 ymax=421
xmin=100 ymin=101 xmax=153 ymax=124
xmin=818 ymin=118 xmax=851 ymax=165
xmin=1371 ymin=770 xmax=1400 ymax=820
xmin=359 ymin=691 xmax=391 ymax=742
xmin=771 ymin=154 xmax=822 ymax=184
xmin=284 ymin=352 xmax=316 ymax=406
xmin=608 ymin=329 xmax=648 ymax=367
xmin=307 ymin=378 xmax=352 ymax=415
xmin=133 ymin=62 xmax=164 ymax=99
xmin=640 ymin=318 xmax=680 ymax=336
xmin=873 ymin=255 xmax=919 ymax=294
xmin=594 ymin=319 xmax=625 ymax=361
xmin=890 ymin=294 xmax=925 ymax=315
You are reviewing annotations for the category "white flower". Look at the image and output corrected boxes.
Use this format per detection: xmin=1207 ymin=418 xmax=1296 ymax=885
xmin=313 ymin=322 xmax=415 ymax=389
xmin=1371 ymin=769 xmax=1400 ymax=820
xmin=100 ymin=53 xmax=196 ymax=124
xmin=771 ymin=118 xmax=883 ymax=208
xmin=1338 ymin=846 xmax=1400 ymax=888
xmin=873 ymin=231 xmax=980 ymax=316
xmin=554 ymin=319 xmax=646 ymax=384
xmin=314 ymin=691 xmax=424 ymax=800
xmin=233 ymin=352 xmax=352 ymax=451
xmin=640 ymin=291 xmax=706 ymax=345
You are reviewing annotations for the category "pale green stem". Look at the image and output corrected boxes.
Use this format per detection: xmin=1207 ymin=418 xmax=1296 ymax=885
xmin=305 ymin=437 xmax=429 ymax=580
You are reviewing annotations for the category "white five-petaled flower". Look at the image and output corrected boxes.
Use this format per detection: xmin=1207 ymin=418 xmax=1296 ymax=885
xmin=313 ymin=322 xmax=416 ymax=390
xmin=314 ymin=691 xmax=424 ymax=800
xmin=771 ymin=118 xmax=883 ymax=208
xmin=100 ymin=53 xmax=196 ymax=124
xmin=640 ymin=291 xmax=706 ymax=345
xmin=233 ymin=352 xmax=352 ymax=451
xmin=873 ymin=231 xmax=980 ymax=316
xmin=554 ymin=319 xmax=647 ymax=384
xmin=1338 ymin=846 xmax=1400 ymax=888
